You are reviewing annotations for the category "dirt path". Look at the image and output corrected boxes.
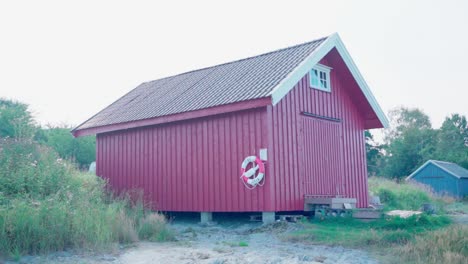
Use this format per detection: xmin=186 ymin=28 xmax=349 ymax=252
xmin=10 ymin=219 xmax=378 ymax=264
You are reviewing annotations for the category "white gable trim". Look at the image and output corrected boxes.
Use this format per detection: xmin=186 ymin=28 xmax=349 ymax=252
xmin=269 ymin=33 xmax=389 ymax=128
xmin=406 ymin=160 xmax=466 ymax=181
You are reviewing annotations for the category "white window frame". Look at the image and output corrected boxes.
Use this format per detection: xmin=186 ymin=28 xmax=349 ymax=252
xmin=309 ymin=64 xmax=332 ymax=92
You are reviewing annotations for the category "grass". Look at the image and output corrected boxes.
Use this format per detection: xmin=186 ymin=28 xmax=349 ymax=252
xmin=0 ymin=139 xmax=173 ymax=259
xmin=284 ymin=177 xmax=467 ymax=264
xmin=238 ymin=241 xmax=249 ymax=247
xmin=368 ymin=177 xmax=452 ymax=211
xmin=283 ymin=214 xmax=451 ymax=247
xmin=395 ymin=225 xmax=468 ymax=264
xmin=444 ymin=198 xmax=468 ymax=214
xmin=222 ymin=241 xmax=249 ymax=247
xmin=284 ymin=215 xmax=467 ymax=263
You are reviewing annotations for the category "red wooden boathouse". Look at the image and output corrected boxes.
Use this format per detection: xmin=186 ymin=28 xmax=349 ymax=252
xmin=73 ymin=33 xmax=388 ymax=221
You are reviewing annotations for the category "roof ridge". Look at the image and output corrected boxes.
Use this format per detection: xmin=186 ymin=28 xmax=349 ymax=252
xmin=146 ymin=36 xmax=329 ymax=84
xmin=431 ymin=160 xmax=455 ymax=164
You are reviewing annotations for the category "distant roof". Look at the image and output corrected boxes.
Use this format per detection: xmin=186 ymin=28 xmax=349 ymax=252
xmin=407 ymin=160 xmax=468 ymax=180
xmin=73 ymin=33 xmax=388 ymax=136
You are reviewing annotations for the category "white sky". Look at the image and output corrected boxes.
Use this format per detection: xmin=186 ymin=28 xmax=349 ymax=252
xmin=1 ymin=0 xmax=467 ymax=130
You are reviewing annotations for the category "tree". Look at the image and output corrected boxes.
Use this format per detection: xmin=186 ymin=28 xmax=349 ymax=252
xmin=434 ymin=114 xmax=468 ymax=168
xmin=0 ymin=98 xmax=36 ymax=139
xmin=38 ymin=126 xmax=96 ymax=169
xmin=381 ymin=107 xmax=436 ymax=180
xmin=365 ymin=130 xmax=384 ymax=176
xmin=386 ymin=107 xmax=432 ymax=139
xmin=0 ymin=98 xmax=95 ymax=168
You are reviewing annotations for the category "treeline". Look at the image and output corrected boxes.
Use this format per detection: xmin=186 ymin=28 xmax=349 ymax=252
xmin=367 ymin=107 xmax=468 ymax=180
xmin=0 ymin=98 xmax=95 ymax=169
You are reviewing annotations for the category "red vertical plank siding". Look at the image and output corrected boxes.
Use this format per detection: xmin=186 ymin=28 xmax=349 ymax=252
xmin=96 ymin=49 xmax=372 ymax=212
xmin=269 ymin=53 xmax=369 ymax=209
xmin=97 ymin=108 xmax=270 ymax=212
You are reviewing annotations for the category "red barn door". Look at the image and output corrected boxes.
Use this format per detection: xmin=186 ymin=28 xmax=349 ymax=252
xmin=301 ymin=116 xmax=344 ymax=197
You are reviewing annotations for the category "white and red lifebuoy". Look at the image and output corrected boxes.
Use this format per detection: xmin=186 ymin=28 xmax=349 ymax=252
xmin=240 ymin=156 xmax=265 ymax=189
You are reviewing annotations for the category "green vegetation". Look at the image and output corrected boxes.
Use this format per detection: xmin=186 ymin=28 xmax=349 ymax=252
xmin=285 ymin=215 xmax=466 ymax=264
xmin=284 ymin=214 xmax=451 ymax=247
xmin=396 ymin=225 xmax=468 ymax=264
xmin=0 ymin=99 xmax=36 ymax=140
xmin=36 ymin=126 xmax=96 ymax=169
xmin=286 ymin=177 xmax=467 ymax=263
xmin=366 ymin=107 xmax=468 ymax=179
xmin=222 ymin=241 xmax=249 ymax=247
xmin=0 ymin=139 xmax=173 ymax=257
xmin=238 ymin=241 xmax=249 ymax=247
xmin=368 ymin=177 xmax=449 ymax=211
xmin=445 ymin=198 xmax=468 ymax=214
xmin=0 ymin=98 xmax=96 ymax=169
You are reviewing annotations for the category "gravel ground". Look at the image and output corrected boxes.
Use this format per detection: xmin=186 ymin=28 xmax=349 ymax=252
xmin=6 ymin=216 xmax=378 ymax=264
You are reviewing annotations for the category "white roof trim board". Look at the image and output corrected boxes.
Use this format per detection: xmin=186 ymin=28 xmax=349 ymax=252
xmin=270 ymin=33 xmax=389 ymax=128
xmin=406 ymin=160 xmax=468 ymax=180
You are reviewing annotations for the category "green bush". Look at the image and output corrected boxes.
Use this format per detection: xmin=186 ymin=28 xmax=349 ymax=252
xmin=37 ymin=127 xmax=95 ymax=169
xmin=368 ymin=177 xmax=443 ymax=211
xmin=0 ymin=139 xmax=171 ymax=257
xmin=138 ymin=213 xmax=174 ymax=242
xmin=0 ymin=139 xmax=72 ymax=200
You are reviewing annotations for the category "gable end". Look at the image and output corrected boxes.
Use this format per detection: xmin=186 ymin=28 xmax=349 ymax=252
xmin=269 ymin=33 xmax=389 ymax=128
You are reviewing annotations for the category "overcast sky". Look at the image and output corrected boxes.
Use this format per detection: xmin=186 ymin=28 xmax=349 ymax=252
xmin=1 ymin=0 xmax=467 ymax=130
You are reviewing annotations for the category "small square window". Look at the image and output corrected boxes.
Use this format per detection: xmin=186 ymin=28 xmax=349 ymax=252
xmin=309 ymin=64 xmax=331 ymax=92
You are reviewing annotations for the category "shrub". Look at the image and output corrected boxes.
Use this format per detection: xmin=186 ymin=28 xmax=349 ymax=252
xmin=368 ymin=177 xmax=446 ymax=211
xmin=0 ymin=139 xmax=171 ymax=257
xmin=0 ymin=138 xmax=74 ymax=200
xmin=37 ymin=127 xmax=96 ymax=169
xmin=138 ymin=213 xmax=174 ymax=242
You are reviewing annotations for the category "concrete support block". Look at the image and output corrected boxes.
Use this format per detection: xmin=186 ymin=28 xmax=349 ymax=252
xmin=262 ymin=212 xmax=276 ymax=224
xmin=200 ymin=212 xmax=213 ymax=224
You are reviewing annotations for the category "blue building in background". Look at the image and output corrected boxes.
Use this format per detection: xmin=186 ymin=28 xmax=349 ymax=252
xmin=407 ymin=160 xmax=468 ymax=198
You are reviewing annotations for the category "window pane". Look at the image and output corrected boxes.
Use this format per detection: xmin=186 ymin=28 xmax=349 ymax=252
xmin=312 ymin=77 xmax=319 ymax=87
xmin=310 ymin=69 xmax=319 ymax=86
xmin=320 ymin=71 xmax=326 ymax=79
xmin=311 ymin=69 xmax=318 ymax=78
xmin=320 ymin=79 xmax=327 ymax=88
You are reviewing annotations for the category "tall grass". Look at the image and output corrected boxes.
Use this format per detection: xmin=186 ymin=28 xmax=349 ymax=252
xmin=0 ymin=139 xmax=172 ymax=258
xmin=396 ymin=225 xmax=468 ymax=264
xmin=368 ymin=177 xmax=451 ymax=211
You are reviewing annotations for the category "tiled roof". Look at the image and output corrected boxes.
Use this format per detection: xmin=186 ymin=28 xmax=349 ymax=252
xmin=431 ymin=160 xmax=468 ymax=179
xmin=75 ymin=36 xmax=328 ymax=130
